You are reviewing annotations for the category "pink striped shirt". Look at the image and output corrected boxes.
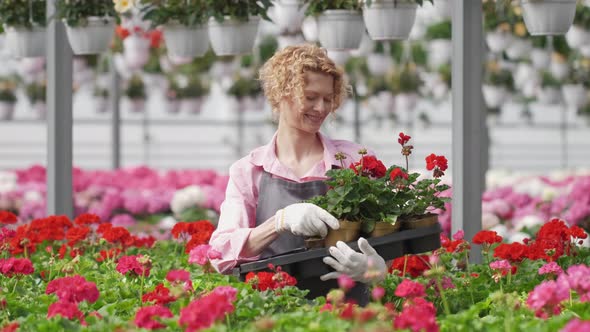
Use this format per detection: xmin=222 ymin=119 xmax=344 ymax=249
xmin=209 ymin=132 xmax=370 ymax=273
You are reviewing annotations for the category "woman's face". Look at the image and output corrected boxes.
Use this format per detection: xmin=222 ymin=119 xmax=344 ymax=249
xmin=279 ymin=71 xmax=334 ymax=134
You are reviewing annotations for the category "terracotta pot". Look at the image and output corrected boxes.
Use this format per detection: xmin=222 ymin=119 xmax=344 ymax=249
xmin=304 ymin=237 xmax=325 ymax=249
xmin=325 ymin=220 xmax=361 ymax=247
xmin=368 ymin=221 xmax=401 ymax=238
xmin=401 ymin=214 xmax=439 ymax=230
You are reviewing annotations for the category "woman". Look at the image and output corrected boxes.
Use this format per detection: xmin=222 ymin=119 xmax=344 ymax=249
xmin=209 ymin=44 xmax=387 ymax=302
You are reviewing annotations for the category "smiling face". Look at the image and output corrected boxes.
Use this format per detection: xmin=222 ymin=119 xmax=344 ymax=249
xmin=278 ymin=71 xmax=334 ymax=134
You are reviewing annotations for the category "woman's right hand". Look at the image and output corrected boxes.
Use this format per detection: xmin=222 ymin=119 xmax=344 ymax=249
xmin=274 ymin=203 xmax=340 ymax=237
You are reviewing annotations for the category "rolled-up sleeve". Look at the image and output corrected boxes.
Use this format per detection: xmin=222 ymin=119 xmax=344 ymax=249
xmin=209 ymin=162 xmax=261 ymax=274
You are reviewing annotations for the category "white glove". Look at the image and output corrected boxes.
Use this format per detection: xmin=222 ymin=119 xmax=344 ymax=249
xmin=320 ymin=237 xmax=387 ymax=283
xmin=275 ymin=203 xmax=340 ymax=237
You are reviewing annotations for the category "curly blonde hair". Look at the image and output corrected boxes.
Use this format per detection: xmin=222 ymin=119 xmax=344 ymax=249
xmin=258 ymin=44 xmax=349 ymax=114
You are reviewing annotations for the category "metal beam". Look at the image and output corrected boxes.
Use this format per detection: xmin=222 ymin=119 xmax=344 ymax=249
xmin=452 ymin=0 xmax=483 ymax=263
xmin=46 ymin=0 xmax=73 ymax=217
xmin=111 ymin=55 xmax=121 ymax=169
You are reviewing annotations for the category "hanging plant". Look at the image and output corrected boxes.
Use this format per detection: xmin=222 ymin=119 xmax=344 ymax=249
xmin=361 ymin=0 xmax=433 ymax=41
xmin=0 ymin=0 xmax=47 ymax=58
xmin=55 ymin=0 xmax=119 ymax=55
xmin=304 ymin=0 xmax=364 ymax=50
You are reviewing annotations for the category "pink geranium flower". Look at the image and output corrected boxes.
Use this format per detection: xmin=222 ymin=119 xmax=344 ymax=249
xmin=538 ymin=262 xmax=563 ymax=276
xmin=134 ymin=305 xmax=173 ymax=330
xmin=337 ymin=275 xmax=355 ymax=292
xmin=371 ymin=286 xmax=386 ymax=301
xmin=188 ymin=244 xmax=221 ymax=266
xmin=0 ymin=258 xmax=34 ymax=277
xmin=526 ymin=280 xmax=570 ymax=319
xmin=394 ymin=297 xmax=439 ymax=332
xmin=116 ymin=255 xmax=151 ymax=277
xmin=47 ymin=301 xmax=85 ymax=323
xmin=561 ymin=318 xmax=590 ymax=332
xmin=489 ymin=259 xmax=512 ymax=272
xmin=179 ymin=286 xmax=237 ymax=332
xmin=394 ymin=279 xmax=426 ymax=299
xmin=46 ymin=275 xmax=99 ymax=304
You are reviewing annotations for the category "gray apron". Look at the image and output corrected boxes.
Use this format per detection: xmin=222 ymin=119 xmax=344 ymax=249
xmin=255 ymin=170 xmax=369 ymax=305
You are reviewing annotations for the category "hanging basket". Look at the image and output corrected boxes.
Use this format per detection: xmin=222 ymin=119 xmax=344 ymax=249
xmin=208 ymin=16 xmax=260 ymax=56
xmin=521 ymin=0 xmax=577 ymax=36
xmin=0 ymin=102 xmax=16 ymax=121
xmin=180 ymin=97 xmax=204 ymax=114
xmin=362 ymin=1 xmax=417 ymax=41
xmin=561 ymin=84 xmax=587 ymax=109
xmin=123 ymin=34 xmax=150 ymax=71
xmin=483 ymin=85 xmax=508 ymax=109
xmin=565 ymin=25 xmax=590 ymax=49
xmin=163 ymin=22 xmax=209 ymax=58
xmin=317 ymin=10 xmax=364 ymax=50
xmin=64 ymin=17 xmax=115 ymax=55
xmin=4 ymin=25 xmax=46 ymax=58
xmin=273 ymin=0 xmax=308 ymax=34
xmin=485 ymin=30 xmax=513 ymax=53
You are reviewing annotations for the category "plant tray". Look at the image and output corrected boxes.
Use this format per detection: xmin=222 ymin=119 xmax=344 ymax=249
xmin=232 ymin=224 xmax=442 ymax=281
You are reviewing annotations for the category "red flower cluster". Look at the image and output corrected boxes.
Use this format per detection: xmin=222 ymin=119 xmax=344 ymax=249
xmin=9 ymin=215 xmax=73 ymax=255
xmin=65 ymin=226 xmax=90 ymax=247
xmin=349 ymin=155 xmax=387 ymax=178
xmin=179 ymin=286 xmax=237 ymax=332
xmin=73 ymin=213 xmax=101 ymax=226
xmin=142 ymin=284 xmax=176 ymax=305
xmin=134 ymin=305 xmax=173 ymax=330
xmin=1 ymin=322 xmax=19 ymax=332
xmin=472 ymin=230 xmax=503 ymax=246
xmin=245 ymin=266 xmax=297 ymax=291
xmin=0 ymin=211 xmax=17 ymax=224
xmin=46 ymin=275 xmax=100 ymax=304
xmin=47 ymin=301 xmax=85 ymax=323
xmin=171 ymin=220 xmax=215 ymax=253
xmin=116 ymin=255 xmax=151 ymax=277
xmin=390 ymin=167 xmax=409 ymax=182
xmin=440 ymin=234 xmax=470 ymax=254
xmin=96 ymin=248 xmax=123 ymax=262
xmin=0 ymin=258 xmax=34 ymax=277
xmin=398 ymin=132 xmax=411 ymax=146
xmin=97 ymin=223 xmax=134 ymax=248
xmin=389 ymin=255 xmax=430 ymax=278
xmin=394 ymin=297 xmax=439 ymax=332
xmin=425 ymin=154 xmax=448 ymax=178
xmin=494 ymin=242 xmax=529 ymax=263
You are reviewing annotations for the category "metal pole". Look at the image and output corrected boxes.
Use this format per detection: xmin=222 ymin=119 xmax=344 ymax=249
xmin=46 ymin=0 xmax=73 ymax=217
xmin=353 ymin=85 xmax=361 ymax=143
xmin=110 ymin=54 xmax=121 ymax=169
xmin=452 ymin=0 xmax=483 ymax=263
xmin=237 ymin=100 xmax=245 ymax=158
xmin=561 ymin=106 xmax=568 ymax=169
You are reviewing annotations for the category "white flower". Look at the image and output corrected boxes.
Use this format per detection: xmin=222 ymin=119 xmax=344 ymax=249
xmin=170 ymin=185 xmax=206 ymax=216
xmin=514 ymin=215 xmax=544 ymax=232
xmin=508 ymin=232 xmax=530 ymax=244
xmin=113 ymin=0 xmax=136 ymax=13
xmin=482 ymin=212 xmax=500 ymax=229
xmin=0 ymin=171 xmax=17 ymax=193
xmin=158 ymin=216 xmax=178 ymax=230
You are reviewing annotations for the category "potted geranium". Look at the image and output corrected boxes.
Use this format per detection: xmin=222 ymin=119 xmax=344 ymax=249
xmin=537 ymin=70 xmax=562 ymax=105
xmin=483 ymin=61 xmax=514 ymax=110
xmin=0 ymin=79 xmax=17 ymax=121
xmin=206 ymin=0 xmax=273 ymax=56
xmin=123 ymin=75 xmax=146 ymax=113
xmin=362 ymin=0 xmax=433 ymax=41
xmin=0 ymin=0 xmax=46 ymax=58
xmin=304 ymin=0 xmax=364 ymax=50
xmin=24 ymin=81 xmax=46 ymax=119
xmin=55 ymin=0 xmax=118 ymax=55
xmin=390 ymin=63 xmax=422 ymax=112
xmin=425 ymin=20 xmax=452 ymax=68
xmin=140 ymin=0 xmax=209 ymax=58
xmin=227 ymin=76 xmax=264 ymax=112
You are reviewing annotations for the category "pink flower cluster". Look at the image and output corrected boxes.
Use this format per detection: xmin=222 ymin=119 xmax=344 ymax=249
xmin=558 ymin=265 xmax=590 ymax=302
xmin=134 ymin=305 xmax=174 ymax=330
xmin=526 ymin=280 xmax=569 ymax=319
xmin=0 ymin=258 xmax=34 ymax=277
xmin=538 ymin=262 xmax=563 ymax=276
xmin=45 ymin=275 xmax=99 ymax=324
xmin=188 ymin=244 xmax=222 ymax=266
xmin=561 ymin=318 xmax=590 ymax=332
xmin=179 ymin=286 xmax=237 ymax=332
xmin=166 ymin=269 xmax=193 ymax=292
xmin=395 ymin=279 xmax=426 ymax=299
xmin=394 ymin=297 xmax=439 ymax=332
xmin=116 ymin=255 xmax=151 ymax=277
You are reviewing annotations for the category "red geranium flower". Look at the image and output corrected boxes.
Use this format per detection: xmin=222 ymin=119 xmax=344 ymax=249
xmin=73 ymin=213 xmax=101 ymax=226
xmin=350 ymin=155 xmax=387 ymax=178
xmin=47 ymin=301 xmax=85 ymax=323
xmin=493 ymin=242 xmax=529 ymax=263
xmin=0 ymin=211 xmax=18 ymax=224
xmin=134 ymin=305 xmax=173 ymax=330
xmin=472 ymin=230 xmax=503 ymax=246
xmin=142 ymin=283 xmax=176 ymax=305
xmin=389 ymin=255 xmax=430 ymax=278
xmin=425 ymin=153 xmax=448 ymax=178
xmin=398 ymin=132 xmax=411 ymax=146
xmin=390 ymin=167 xmax=408 ymax=181
xmin=65 ymin=226 xmax=90 ymax=247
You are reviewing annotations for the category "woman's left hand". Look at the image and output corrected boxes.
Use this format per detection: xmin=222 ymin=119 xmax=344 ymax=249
xmin=320 ymin=238 xmax=387 ymax=283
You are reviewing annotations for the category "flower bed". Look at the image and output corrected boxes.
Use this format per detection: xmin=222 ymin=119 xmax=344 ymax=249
xmin=1 ymin=210 xmax=590 ymax=331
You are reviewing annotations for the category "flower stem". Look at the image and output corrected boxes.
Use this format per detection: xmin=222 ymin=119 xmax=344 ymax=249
xmin=436 ymin=277 xmax=451 ymax=315
xmin=402 ymin=255 xmax=408 ymax=278
xmin=139 ymin=274 xmax=145 ymax=303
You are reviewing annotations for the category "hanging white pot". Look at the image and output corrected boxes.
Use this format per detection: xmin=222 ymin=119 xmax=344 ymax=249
xmin=366 ymin=53 xmax=393 ymax=76
xmin=433 ymin=0 xmax=452 ymax=19
xmin=64 ymin=17 xmax=115 ymax=55
xmin=530 ymin=48 xmax=551 ymax=69
xmin=0 ymin=102 xmax=15 ymax=121
xmin=94 ymin=97 xmax=109 ymax=114
xmin=301 ymin=16 xmax=319 ymax=42
xmin=514 ymin=63 xmax=538 ymax=89
xmin=536 ymin=87 xmax=561 ymax=104
xmin=521 ymin=0 xmax=577 ymax=36
xmin=580 ymin=44 xmax=590 ymax=57
xmin=482 ymin=85 xmax=508 ymax=109
xmin=561 ymin=84 xmax=587 ymax=109
xmin=362 ymin=0 xmax=417 ymax=41
xmin=123 ymin=98 xmax=146 ymax=113
xmin=180 ymin=97 xmax=204 ymax=114
xmin=395 ymin=93 xmax=418 ymax=112
xmin=142 ymin=73 xmax=167 ymax=91
xmin=317 ymin=10 xmax=364 ymax=50
xmin=163 ymin=22 xmax=209 ymax=58
xmin=427 ymin=39 xmax=452 ymax=68
xmin=327 ymin=50 xmax=351 ymax=66
xmin=208 ymin=16 xmax=260 ymax=56
xmin=3 ymin=26 xmax=46 ymax=58
xmin=432 ymin=80 xmax=449 ymax=101
xmin=273 ymin=0 xmax=308 ymax=34
xmin=113 ymin=53 xmax=133 ymax=79
xmin=123 ymin=34 xmax=150 ymax=71
xmin=505 ymin=38 xmax=532 ymax=60
xmin=565 ymin=25 xmax=590 ymax=49
xmin=550 ymin=61 xmax=569 ymax=80
xmin=485 ymin=30 xmax=513 ymax=53
xmin=277 ymin=34 xmax=306 ymax=50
